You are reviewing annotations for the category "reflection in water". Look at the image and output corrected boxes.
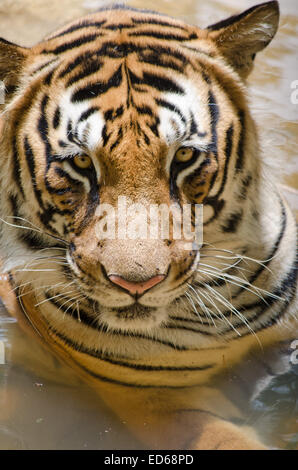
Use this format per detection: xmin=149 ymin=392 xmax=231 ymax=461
xmin=251 ymin=365 xmax=298 ymax=450
xmin=0 ymin=0 xmax=297 ymax=450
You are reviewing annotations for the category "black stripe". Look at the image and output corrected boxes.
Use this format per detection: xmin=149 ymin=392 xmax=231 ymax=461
xmin=37 ymin=95 xmax=52 ymax=170
xmin=197 ymin=235 xmax=295 ymax=326
xmin=103 ymin=105 xmax=124 ymax=122
xmin=22 ymin=290 xmax=185 ymax=389
xmin=221 ymin=210 xmax=243 ymax=233
xmin=202 ymin=71 xmax=211 ymax=84
xmin=207 ymin=90 xmax=219 ymax=156
xmin=229 ymin=257 xmax=297 ymax=338
xmin=8 ymin=193 xmax=21 ymax=225
xmin=12 ymin=138 xmax=25 ymax=197
xmin=78 ymin=106 xmax=99 ymax=123
xmin=66 ymin=120 xmax=76 ymax=144
xmin=17 ymin=231 xmax=51 ymax=250
xmin=217 ymin=123 xmax=234 ymax=198
xmin=189 ymin=111 xmax=207 ymax=138
xmin=32 ymin=59 xmax=59 ymax=75
xmin=102 ymin=124 xmax=112 ymax=146
xmin=66 ymin=58 xmax=103 ymax=87
xmin=48 ymin=294 xmax=96 ymax=327
xmin=48 ymin=327 xmax=215 ymax=372
xmin=134 ymin=105 xmax=153 ymax=116
xmin=53 ymin=106 xmax=61 ymax=129
xmin=56 ymin=40 xmax=186 ymax=67
xmin=36 ymin=96 xmax=62 ymax=232
xmin=71 ymin=65 xmax=123 ymax=102
xmin=201 ymin=124 xmax=233 ymax=225
xmin=24 ymin=136 xmax=44 ymax=207
xmin=170 ymin=150 xmax=202 ymax=201
xmin=74 ymin=167 xmax=100 ymax=235
xmin=232 ymin=198 xmax=287 ymax=298
xmin=138 ymin=55 xmax=184 ymax=73
xmin=95 ymin=4 xmax=168 ymax=15
xmin=196 ymin=90 xmax=220 ymax=208
xmin=164 ymin=324 xmax=215 ymax=336
xmin=131 ymin=17 xmax=189 ymax=31
xmin=50 ymin=20 xmax=106 ymax=39
xmin=155 ymin=98 xmax=186 ymax=124
xmin=139 ymin=44 xmax=188 ymax=64
xmin=131 ymin=70 xmax=184 ymax=94
xmin=200 ymin=246 xmax=297 ymax=336
xmin=44 ymin=68 xmax=56 ymax=86
xmin=110 ymin=126 xmax=123 ymax=152
xmin=196 ymin=279 xmax=293 ymax=323
xmin=204 ymin=90 xmax=225 ymax=222
xmin=102 ymin=23 xmax=136 ymax=30
xmin=237 ymin=173 xmax=252 ymax=200
xmin=59 ymin=358 xmax=203 ymax=389
xmin=43 ymin=34 xmax=99 ymax=55
xmin=47 ymin=296 xmax=192 ymax=351
xmin=235 ymin=111 xmax=245 ymax=173
xmin=128 ymin=31 xmax=193 ymax=41
xmin=44 ymin=177 xmax=72 ymax=195
xmin=253 ymin=254 xmax=297 ymax=322
xmin=170 ymin=314 xmax=232 ymax=331
xmin=183 ymin=155 xmax=211 ymax=188
xmin=8 ymin=193 xmax=49 ymax=249
xmin=93 ymin=41 xmax=139 ymax=59
xmin=203 ymin=198 xmax=225 ymax=225
xmin=3 ymin=84 xmax=17 ymax=98
xmin=142 ymin=131 xmax=150 ymax=145
xmin=58 ymin=51 xmax=97 ymax=79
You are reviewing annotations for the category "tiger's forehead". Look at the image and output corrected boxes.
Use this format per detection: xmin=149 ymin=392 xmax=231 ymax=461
xmin=29 ymin=7 xmax=219 ymax=156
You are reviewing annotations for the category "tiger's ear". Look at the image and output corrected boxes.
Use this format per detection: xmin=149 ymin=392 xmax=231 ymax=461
xmin=0 ymin=38 xmax=29 ymax=107
xmin=207 ymin=1 xmax=279 ymax=79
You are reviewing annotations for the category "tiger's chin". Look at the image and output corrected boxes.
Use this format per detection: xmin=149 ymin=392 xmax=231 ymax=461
xmin=99 ymin=303 xmax=168 ymax=332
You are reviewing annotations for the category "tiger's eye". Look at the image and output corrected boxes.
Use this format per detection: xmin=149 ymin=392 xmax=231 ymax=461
xmin=73 ymin=155 xmax=92 ymax=169
xmin=175 ymin=147 xmax=195 ymax=162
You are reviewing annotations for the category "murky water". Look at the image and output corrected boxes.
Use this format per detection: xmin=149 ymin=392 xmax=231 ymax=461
xmin=0 ymin=0 xmax=297 ymax=450
xmin=0 ymin=302 xmax=142 ymax=450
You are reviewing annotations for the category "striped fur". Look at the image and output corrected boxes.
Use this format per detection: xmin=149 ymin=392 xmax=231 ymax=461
xmin=0 ymin=2 xmax=297 ymax=449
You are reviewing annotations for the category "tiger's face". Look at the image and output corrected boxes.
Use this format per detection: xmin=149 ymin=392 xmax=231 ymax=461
xmin=0 ymin=4 xmax=280 ymax=332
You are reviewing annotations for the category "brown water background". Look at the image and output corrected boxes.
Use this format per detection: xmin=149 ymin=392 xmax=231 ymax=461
xmin=0 ymin=0 xmax=297 ymax=450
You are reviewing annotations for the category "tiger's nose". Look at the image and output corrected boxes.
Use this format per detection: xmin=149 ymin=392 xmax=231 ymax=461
xmin=108 ymin=274 xmax=165 ymax=296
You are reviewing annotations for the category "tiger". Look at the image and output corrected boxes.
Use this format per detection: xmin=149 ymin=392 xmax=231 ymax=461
xmin=0 ymin=0 xmax=297 ymax=450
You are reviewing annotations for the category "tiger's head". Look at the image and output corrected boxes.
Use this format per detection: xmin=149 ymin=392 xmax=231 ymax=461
xmin=0 ymin=2 xmax=279 ymax=332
